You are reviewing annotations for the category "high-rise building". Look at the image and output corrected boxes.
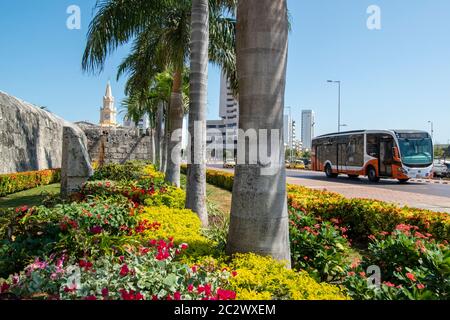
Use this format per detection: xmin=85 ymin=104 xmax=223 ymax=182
xmin=301 ymin=110 xmax=315 ymax=150
xmin=99 ymin=81 xmax=118 ymax=127
xmin=207 ymin=71 xmax=238 ymax=160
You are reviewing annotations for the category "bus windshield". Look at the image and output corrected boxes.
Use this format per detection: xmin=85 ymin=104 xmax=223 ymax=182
xmin=397 ymin=137 xmax=433 ymax=166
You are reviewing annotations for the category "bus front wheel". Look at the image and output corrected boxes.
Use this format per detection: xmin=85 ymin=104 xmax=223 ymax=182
xmin=398 ymin=179 xmax=410 ymax=184
xmin=367 ymin=166 xmax=380 ymax=183
xmin=325 ymin=164 xmax=338 ymax=178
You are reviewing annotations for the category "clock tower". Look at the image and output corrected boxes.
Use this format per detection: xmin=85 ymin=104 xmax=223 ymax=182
xmin=99 ymin=81 xmax=117 ymax=127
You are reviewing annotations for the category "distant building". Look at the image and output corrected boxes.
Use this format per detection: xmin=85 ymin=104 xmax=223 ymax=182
xmin=99 ymin=82 xmax=118 ymax=127
xmin=123 ymin=114 xmax=150 ymax=131
xmin=301 ymin=110 xmax=315 ymax=150
xmin=206 ymin=72 xmax=238 ymax=161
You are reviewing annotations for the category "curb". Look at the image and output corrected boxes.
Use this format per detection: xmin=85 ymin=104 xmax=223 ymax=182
xmin=409 ymin=179 xmax=450 ymax=185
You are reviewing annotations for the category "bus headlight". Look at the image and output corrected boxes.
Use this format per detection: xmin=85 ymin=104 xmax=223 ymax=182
xmin=398 ymin=167 xmax=408 ymax=174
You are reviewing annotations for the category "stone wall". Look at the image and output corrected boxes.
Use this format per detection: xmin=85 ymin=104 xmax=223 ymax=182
xmin=76 ymin=122 xmax=154 ymax=164
xmin=0 ymin=91 xmax=86 ymax=174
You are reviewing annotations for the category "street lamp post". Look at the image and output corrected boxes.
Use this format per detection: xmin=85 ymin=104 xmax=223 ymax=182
xmin=428 ymin=121 xmax=434 ymax=141
xmin=286 ymin=106 xmax=293 ymax=163
xmin=327 ymin=80 xmax=342 ymax=132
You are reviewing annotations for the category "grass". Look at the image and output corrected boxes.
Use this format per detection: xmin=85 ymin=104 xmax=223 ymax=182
xmin=0 ymin=184 xmax=60 ymax=209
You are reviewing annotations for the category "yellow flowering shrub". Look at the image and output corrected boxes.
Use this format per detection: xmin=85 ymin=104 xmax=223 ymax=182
xmin=139 ymin=206 xmax=218 ymax=258
xmin=229 ymin=254 xmax=349 ymax=300
xmin=144 ymin=187 xmax=186 ymax=209
xmin=143 ymin=165 xmax=165 ymax=180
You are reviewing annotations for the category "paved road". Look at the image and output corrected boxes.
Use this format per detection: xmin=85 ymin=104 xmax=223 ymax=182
xmin=207 ymin=164 xmax=450 ymax=213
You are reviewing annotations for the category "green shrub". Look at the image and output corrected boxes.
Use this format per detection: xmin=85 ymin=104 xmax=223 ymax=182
xmin=289 ymin=209 xmax=351 ymax=282
xmin=90 ymin=161 xmax=149 ymax=182
xmin=0 ymin=169 xmax=61 ymax=197
xmin=343 ymin=225 xmax=450 ymax=300
xmin=0 ymin=206 xmax=62 ymax=278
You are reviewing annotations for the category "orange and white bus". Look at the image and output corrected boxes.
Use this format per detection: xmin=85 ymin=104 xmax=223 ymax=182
xmin=311 ymin=130 xmax=433 ymax=183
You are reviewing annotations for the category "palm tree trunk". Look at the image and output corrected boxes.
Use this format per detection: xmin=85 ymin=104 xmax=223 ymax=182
xmin=186 ymin=0 xmax=209 ymax=227
xmin=226 ymin=0 xmax=291 ymax=264
xmin=155 ymin=102 xmax=164 ymax=170
xmin=165 ymin=70 xmax=184 ymax=187
xmin=149 ymin=121 xmax=156 ymax=164
xmin=161 ymin=103 xmax=168 ymax=174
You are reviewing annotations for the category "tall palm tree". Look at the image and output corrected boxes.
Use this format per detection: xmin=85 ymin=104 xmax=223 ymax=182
xmin=226 ymin=0 xmax=291 ymax=264
xmin=185 ymin=0 xmax=209 ymax=227
xmin=82 ymin=0 xmax=236 ymax=188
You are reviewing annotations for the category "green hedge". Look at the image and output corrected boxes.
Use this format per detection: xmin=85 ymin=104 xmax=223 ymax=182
xmin=0 ymin=169 xmax=61 ymax=197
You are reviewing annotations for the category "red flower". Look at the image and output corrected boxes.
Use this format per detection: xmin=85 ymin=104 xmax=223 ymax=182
xmin=383 ymin=282 xmax=395 ymax=288
xmin=0 ymin=282 xmax=10 ymax=293
xmin=216 ymin=288 xmax=236 ymax=301
xmin=166 ymin=295 xmax=173 ymax=301
xmin=368 ymin=235 xmax=376 ymax=241
xmin=90 ymin=226 xmax=103 ymax=234
xmin=174 ymin=292 xmax=181 ymax=300
xmin=417 ymin=284 xmax=425 ymax=290
xmin=101 ymin=288 xmax=109 ymax=297
xmin=348 ymin=271 xmax=355 ymax=277
xmin=406 ymin=273 xmax=416 ymax=282
xmin=359 ymin=272 xmax=366 ymax=278
xmin=231 ymin=271 xmax=238 ymax=278
xmin=120 ymin=264 xmax=130 ymax=277
xmin=188 ymin=284 xmax=194 ymax=292
xmin=135 ymin=292 xmax=144 ymax=300
xmin=152 ymin=295 xmax=158 ymax=301
xmin=181 ymin=243 xmax=189 ymax=250
xmin=84 ymin=295 xmax=97 ymax=300
xmin=191 ymin=265 xmax=198 ymax=273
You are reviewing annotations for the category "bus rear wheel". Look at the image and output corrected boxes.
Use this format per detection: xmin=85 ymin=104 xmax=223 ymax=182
xmin=325 ymin=164 xmax=338 ymax=178
xmin=367 ymin=166 xmax=380 ymax=183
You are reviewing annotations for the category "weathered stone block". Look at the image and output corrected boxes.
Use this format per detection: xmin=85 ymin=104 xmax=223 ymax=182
xmin=61 ymin=126 xmax=93 ymax=197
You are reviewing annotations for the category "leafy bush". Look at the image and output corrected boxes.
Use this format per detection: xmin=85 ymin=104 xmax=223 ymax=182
xmin=81 ymin=180 xmax=185 ymax=207
xmin=0 ymin=206 xmax=62 ymax=278
xmin=228 ymin=253 xmax=349 ymax=300
xmin=343 ymin=225 xmax=450 ymax=300
xmin=90 ymin=161 xmax=149 ymax=182
xmin=0 ymin=169 xmax=60 ymax=197
xmin=290 ymin=209 xmax=351 ymax=282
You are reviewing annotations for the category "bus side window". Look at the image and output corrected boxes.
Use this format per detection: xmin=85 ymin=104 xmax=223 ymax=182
xmin=367 ymin=135 xmax=379 ymax=157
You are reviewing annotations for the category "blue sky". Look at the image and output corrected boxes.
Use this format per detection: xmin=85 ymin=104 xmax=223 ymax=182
xmin=1 ymin=0 xmax=449 ymax=143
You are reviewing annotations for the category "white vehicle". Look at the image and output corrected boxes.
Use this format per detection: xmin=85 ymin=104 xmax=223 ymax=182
xmin=432 ymin=162 xmax=448 ymax=178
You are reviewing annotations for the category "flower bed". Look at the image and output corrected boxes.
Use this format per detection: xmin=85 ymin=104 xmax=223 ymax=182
xmin=287 ymin=185 xmax=450 ymax=242
xmin=0 ymin=169 xmax=61 ymax=197
xmin=0 ymin=163 xmax=348 ymax=300
xmin=185 ymin=167 xmax=449 ymax=242
xmin=184 ymin=167 xmax=450 ymax=299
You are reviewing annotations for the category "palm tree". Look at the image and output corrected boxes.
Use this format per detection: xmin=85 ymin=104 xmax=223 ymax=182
xmin=185 ymin=0 xmax=209 ymax=227
xmin=226 ymin=0 xmax=291 ymax=264
xmin=82 ymin=0 xmax=236 ymax=188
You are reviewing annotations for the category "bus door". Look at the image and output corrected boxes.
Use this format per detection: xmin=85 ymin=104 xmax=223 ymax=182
xmin=379 ymin=137 xmax=394 ymax=177
xmin=338 ymin=143 xmax=347 ymax=172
